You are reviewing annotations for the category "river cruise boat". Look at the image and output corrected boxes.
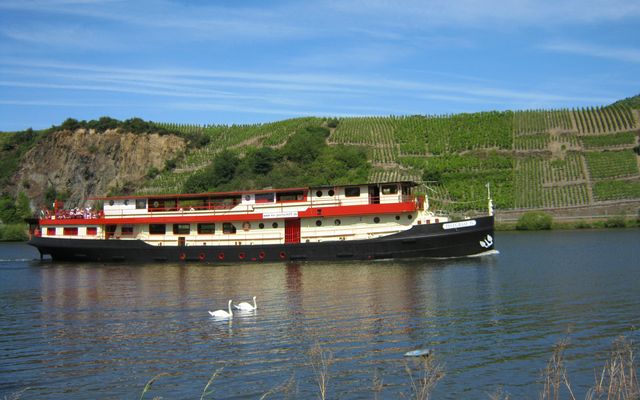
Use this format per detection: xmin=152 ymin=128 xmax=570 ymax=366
xmin=28 ymin=181 xmax=495 ymax=263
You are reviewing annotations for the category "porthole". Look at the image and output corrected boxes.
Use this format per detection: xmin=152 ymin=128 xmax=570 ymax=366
xmin=259 ymin=223 xmax=265 ymax=229
xmin=272 ymin=222 xmax=278 ymax=229
xmin=395 ymin=215 xmax=400 ymax=220
xmin=124 ymin=199 xmax=129 ymax=206
xmin=316 ymin=190 xmax=323 ymax=197
xmin=374 ymin=217 xmax=380 ymax=223
xmin=328 ymin=189 xmax=335 ymax=196
xmin=408 ymin=215 xmax=413 ymax=219
xmin=334 ymin=219 xmax=341 ymax=226
xmin=315 ymin=220 xmax=322 ymax=226
xmin=109 ymin=200 xmax=114 ymax=206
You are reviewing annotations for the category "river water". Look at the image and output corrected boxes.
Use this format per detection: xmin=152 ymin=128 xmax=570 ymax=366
xmin=1 ymin=230 xmax=638 ymax=399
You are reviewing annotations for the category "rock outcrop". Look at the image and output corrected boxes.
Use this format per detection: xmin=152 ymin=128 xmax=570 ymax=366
xmin=14 ymin=128 xmax=186 ymax=207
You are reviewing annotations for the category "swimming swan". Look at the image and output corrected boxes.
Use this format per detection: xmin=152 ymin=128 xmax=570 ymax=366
xmin=208 ymin=300 xmax=233 ymax=318
xmin=234 ymin=296 xmax=257 ymax=311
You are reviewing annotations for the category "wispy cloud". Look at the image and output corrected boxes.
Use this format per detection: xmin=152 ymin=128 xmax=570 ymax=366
xmin=0 ymin=24 xmax=120 ymax=50
xmin=542 ymin=41 xmax=640 ymax=64
xmin=0 ymin=58 xmax=609 ymax=115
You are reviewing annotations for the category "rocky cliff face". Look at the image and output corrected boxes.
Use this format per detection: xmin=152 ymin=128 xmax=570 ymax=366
xmin=14 ymin=129 xmax=187 ymax=207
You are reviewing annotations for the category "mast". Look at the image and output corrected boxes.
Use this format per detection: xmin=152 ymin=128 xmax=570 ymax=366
xmin=486 ymin=182 xmax=494 ymax=216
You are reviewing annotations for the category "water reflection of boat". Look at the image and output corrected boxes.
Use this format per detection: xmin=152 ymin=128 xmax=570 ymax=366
xmin=28 ymin=181 xmax=495 ymax=263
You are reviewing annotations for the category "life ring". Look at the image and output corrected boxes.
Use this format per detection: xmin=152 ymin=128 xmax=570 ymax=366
xmin=258 ymin=251 xmax=265 ymax=260
xmin=279 ymin=251 xmax=286 ymax=260
xmin=218 ymin=252 xmax=225 ymax=260
xmin=179 ymin=253 xmax=186 ymax=261
xmin=238 ymin=252 xmax=246 ymax=260
xmin=198 ymin=252 xmax=206 ymax=261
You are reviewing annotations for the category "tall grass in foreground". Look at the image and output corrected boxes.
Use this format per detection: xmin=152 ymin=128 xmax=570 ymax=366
xmin=136 ymin=337 xmax=637 ymax=399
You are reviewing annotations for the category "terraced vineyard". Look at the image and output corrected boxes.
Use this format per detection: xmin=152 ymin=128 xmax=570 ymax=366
xmin=584 ymin=150 xmax=638 ymax=179
xmin=513 ymin=109 xmax=573 ymax=135
xmin=513 ymin=154 xmax=590 ymax=208
xmin=136 ymin=98 xmax=640 ymax=211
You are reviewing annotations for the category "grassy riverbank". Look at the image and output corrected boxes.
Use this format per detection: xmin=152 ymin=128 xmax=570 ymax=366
xmin=496 ymin=211 xmax=640 ymax=231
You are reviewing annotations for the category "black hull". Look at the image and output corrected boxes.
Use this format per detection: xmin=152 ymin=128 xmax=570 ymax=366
xmin=28 ymin=216 xmax=495 ymax=263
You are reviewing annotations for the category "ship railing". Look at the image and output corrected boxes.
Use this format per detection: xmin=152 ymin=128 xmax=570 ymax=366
xmin=38 ymin=209 xmax=103 ymax=221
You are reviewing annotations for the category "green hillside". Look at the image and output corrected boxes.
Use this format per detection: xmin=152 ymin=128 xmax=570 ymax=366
xmin=142 ymin=97 xmax=639 ymax=213
xmin=2 ymin=96 xmax=638 ymax=215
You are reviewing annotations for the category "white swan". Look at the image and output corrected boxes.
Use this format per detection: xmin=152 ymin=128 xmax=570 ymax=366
xmin=234 ymin=296 xmax=257 ymax=311
xmin=208 ymin=299 xmax=233 ymax=318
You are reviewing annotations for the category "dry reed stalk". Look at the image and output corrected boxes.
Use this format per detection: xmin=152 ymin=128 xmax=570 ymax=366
xmin=308 ymin=342 xmax=334 ymax=400
xmin=260 ymin=373 xmax=297 ymax=400
xmin=487 ymin=386 xmax=511 ymax=400
xmin=403 ymin=356 xmax=445 ymax=400
xmin=200 ymin=367 xmax=225 ymax=400
xmin=139 ymin=372 xmax=170 ymax=400
xmin=539 ymin=338 xmax=577 ymax=400
xmin=372 ymin=368 xmax=384 ymax=400
xmin=3 ymin=387 xmax=31 ymax=400
xmin=586 ymin=336 xmax=639 ymax=400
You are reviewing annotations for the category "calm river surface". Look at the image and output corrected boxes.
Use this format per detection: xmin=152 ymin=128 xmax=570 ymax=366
xmin=1 ymin=230 xmax=639 ymax=399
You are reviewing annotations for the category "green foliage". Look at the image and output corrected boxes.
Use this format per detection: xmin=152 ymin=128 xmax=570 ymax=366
xmin=516 ymin=211 xmax=553 ymax=230
xmin=326 ymin=118 xmax=340 ymax=128
xmin=604 ymin=215 xmax=627 ymax=228
xmin=0 ymin=127 xmax=43 ymax=193
xmin=282 ymin=126 xmax=329 ymax=164
xmin=15 ymin=192 xmax=31 ymax=220
xmin=581 ymin=132 xmax=637 ymax=148
xmin=146 ymin=167 xmax=160 ymax=179
xmin=0 ymin=196 xmax=18 ymax=224
xmin=0 ymin=223 xmax=28 ymax=241
xmin=181 ymin=127 xmax=369 ymax=193
xmin=593 ymin=180 xmax=640 ymax=201
xmin=50 ymin=116 xmax=208 ymax=148
xmin=164 ymin=158 xmax=177 ymax=172
xmin=610 ymin=94 xmax=640 ymax=109
xmin=585 ymin=150 xmax=638 ymax=179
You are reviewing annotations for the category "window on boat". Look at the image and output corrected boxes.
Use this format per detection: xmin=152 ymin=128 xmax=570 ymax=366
xmin=173 ymin=224 xmax=190 ymax=235
xmin=135 ymin=199 xmax=147 ymax=209
xmin=381 ymin=184 xmax=398 ymax=195
xmin=87 ymin=227 xmax=98 ymax=235
xmin=255 ymin=193 xmax=275 ymax=203
xmin=345 ymin=187 xmax=360 ymax=197
xmin=316 ymin=190 xmax=323 ymax=197
xmin=47 ymin=227 xmax=56 ymax=236
xmin=276 ymin=191 xmax=305 ymax=202
xmin=63 ymin=227 xmax=78 ymax=236
xmin=197 ymin=223 xmax=215 ymax=234
xmin=149 ymin=224 xmax=166 ymax=235
xmin=150 ymin=199 xmax=162 ymax=210
xmin=181 ymin=199 xmax=205 ymax=211
xmin=223 ymin=223 xmax=236 ymax=234
xmin=121 ymin=225 xmax=134 ymax=236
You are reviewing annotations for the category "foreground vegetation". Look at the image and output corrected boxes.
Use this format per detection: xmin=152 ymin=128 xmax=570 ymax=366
xmin=132 ymin=337 xmax=639 ymax=399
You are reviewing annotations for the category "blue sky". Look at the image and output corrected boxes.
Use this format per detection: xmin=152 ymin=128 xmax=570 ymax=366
xmin=0 ymin=0 xmax=639 ymax=131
